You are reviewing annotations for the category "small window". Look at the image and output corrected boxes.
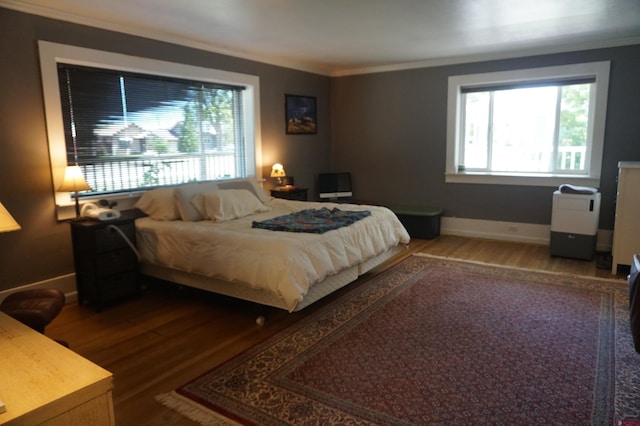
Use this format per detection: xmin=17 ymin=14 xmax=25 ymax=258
xmin=446 ymin=62 xmax=609 ymax=187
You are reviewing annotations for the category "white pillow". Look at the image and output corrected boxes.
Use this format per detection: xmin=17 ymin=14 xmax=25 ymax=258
xmin=193 ymin=189 xmax=270 ymax=222
xmin=217 ymin=177 xmax=271 ymax=203
xmin=174 ymin=181 xmax=219 ymax=221
xmin=135 ymin=187 xmax=179 ymax=220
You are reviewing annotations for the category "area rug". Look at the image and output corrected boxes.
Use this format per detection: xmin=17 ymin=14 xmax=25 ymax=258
xmin=156 ymin=254 xmax=640 ymax=425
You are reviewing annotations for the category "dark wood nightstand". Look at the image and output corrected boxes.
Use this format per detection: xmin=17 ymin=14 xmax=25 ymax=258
xmin=270 ymin=187 xmax=308 ymax=201
xmin=69 ymin=209 xmax=143 ymax=310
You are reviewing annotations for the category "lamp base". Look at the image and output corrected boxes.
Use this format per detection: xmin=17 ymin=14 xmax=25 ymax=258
xmin=74 ymin=193 xmax=81 ymax=219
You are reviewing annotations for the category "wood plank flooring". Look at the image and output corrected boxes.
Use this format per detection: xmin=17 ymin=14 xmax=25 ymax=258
xmin=45 ymin=236 xmax=625 ymax=426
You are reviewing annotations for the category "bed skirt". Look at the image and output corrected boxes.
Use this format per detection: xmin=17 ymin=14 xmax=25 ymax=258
xmin=140 ymin=245 xmax=405 ymax=312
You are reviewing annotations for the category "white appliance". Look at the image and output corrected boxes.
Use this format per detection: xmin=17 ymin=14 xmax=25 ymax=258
xmin=80 ymin=203 xmax=121 ymax=221
xmin=550 ymin=190 xmax=600 ymax=260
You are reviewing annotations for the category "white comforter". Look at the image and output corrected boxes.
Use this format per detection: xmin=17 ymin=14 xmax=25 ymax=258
xmin=136 ymin=199 xmax=410 ymax=311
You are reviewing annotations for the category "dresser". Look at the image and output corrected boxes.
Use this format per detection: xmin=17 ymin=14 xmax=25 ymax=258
xmin=611 ymin=161 xmax=640 ymax=274
xmin=70 ymin=209 xmax=142 ymax=309
xmin=0 ymin=312 xmax=114 ymax=425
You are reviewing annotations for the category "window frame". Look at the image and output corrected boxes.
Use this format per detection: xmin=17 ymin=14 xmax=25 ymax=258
xmin=38 ymin=41 xmax=262 ymax=218
xmin=445 ymin=61 xmax=610 ymax=187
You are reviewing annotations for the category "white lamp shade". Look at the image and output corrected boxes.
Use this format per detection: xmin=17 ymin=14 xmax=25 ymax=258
xmin=0 ymin=202 xmax=20 ymax=233
xmin=270 ymin=163 xmax=286 ymax=178
xmin=58 ymin=165 xmax=91 ymax=193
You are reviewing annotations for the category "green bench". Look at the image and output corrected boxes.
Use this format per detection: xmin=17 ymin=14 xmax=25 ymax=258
xmin=390 ymin=205 xmax=443 ymax=239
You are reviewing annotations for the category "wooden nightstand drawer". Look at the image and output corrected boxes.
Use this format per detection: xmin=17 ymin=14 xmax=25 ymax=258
xmin=78 ymin=270 xmax=138 ymax=306
xmin=95 ymin=249 xmax=138 ymax=276
xmin=95 ymin=223 xmax=135 ymax=252
xmin=75 ymin=248 xmax=137 ymax=277
xmin=73 ymin=222 xmax=135 ymax=253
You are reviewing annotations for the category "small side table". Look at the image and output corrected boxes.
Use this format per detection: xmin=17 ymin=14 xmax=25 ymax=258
xmin=69 ymin=209 xmax=143 ymax=310
xmin=270 ymin=188 xmax=308 ymax=201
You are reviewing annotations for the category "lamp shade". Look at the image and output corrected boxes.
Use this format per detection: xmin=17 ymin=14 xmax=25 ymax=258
xmin=58 ymin=165 xmax=91 ymax=193
xmin=270 ymin=163 xmax=286 ymax=178
xmin=0 ymin=202 xmax=21 ymax=233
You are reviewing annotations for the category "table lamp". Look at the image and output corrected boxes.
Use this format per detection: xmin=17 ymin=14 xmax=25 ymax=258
xmin=58 ymin=165 xmax=91 ymax=218
xmin=0 ymin=202 xmax=20 ymax=233
xmin=270 ymin=163 xmax=286 ymax=187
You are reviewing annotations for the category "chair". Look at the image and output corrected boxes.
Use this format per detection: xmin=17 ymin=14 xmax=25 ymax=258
xmin=0 ymin=288 xmax=65 ymax=334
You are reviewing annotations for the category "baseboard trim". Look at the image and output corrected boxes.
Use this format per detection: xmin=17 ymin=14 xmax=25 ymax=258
xmin=440 ymin=216 xmax=612 ymax=252
xmin=0 ymin=273 xmax=78 ymax=303
xmin=1 ymin=217 xmax=614 ymax=298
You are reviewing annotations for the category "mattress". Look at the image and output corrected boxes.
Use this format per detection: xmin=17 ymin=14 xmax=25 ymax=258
xmin=136 ymin=199 xmax=410 ymax=311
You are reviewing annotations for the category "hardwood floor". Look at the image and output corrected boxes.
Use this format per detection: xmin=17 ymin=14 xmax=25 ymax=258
xmin=46 ymin=236 xmax=625 ymax=426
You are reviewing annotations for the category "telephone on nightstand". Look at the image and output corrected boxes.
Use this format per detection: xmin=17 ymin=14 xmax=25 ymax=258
xmin=81 ymin=202 xmax=121 ymax=221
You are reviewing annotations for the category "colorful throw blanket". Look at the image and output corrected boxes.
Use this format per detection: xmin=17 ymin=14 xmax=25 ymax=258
xmin=252 ymin=207 xmax=371 ymax=234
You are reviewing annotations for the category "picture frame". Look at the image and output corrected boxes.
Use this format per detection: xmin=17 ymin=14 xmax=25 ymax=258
xmin=285 ymin=94 xmax=317 ymax=134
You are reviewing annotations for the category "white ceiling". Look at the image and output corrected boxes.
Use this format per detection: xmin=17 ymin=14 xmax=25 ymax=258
xmin=3 ymin=0 xmax=640 ymax=75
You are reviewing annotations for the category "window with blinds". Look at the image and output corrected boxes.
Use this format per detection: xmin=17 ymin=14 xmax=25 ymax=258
xmin=57 ymin=64 xmax=247 ymax=195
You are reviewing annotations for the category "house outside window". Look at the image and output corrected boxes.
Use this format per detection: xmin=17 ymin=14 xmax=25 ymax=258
xmin=38 ymin=41 xmax=261 ymax=216
xmin=446 ymin=62 xmax=610 ymax=187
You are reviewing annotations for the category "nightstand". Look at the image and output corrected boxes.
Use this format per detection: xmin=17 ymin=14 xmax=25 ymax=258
xmin=270 ymin=188 xmax=308 ymax=201
xmin=70 ymin=210 xmax=142 ymax=310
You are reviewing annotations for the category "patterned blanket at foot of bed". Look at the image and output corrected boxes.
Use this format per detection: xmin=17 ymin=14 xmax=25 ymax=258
xmin=252 ymin=207 xmax=371 ymax=234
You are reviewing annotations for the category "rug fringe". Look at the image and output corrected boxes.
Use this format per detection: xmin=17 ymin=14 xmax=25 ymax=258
xmin=156 ymin=391 xmax=240 ymax=426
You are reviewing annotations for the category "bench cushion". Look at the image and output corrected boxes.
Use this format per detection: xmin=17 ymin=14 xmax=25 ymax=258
xmin=390 ymin=206 xmax=443 ymax=217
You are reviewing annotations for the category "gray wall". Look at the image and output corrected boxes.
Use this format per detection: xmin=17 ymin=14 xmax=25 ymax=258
xmin=0 ymin=8 xmax=330 ymax=291
xmin=1 ymin=7 xmax=638 ymax=292
xmin=331 ymin=46 xmax=640 ymax=226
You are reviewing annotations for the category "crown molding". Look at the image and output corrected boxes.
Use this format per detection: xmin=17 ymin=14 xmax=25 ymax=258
xmin=0 ymin=1 xmax=333 ymax=76
xmin=3 ymin=1 xmax=640 ymax=78
xmin=331 ymin=36 xmax=640 ymax=77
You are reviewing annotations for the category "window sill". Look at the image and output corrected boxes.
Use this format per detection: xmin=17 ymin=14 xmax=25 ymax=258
xmin=444 ymin=172 xmax=600 ymax=188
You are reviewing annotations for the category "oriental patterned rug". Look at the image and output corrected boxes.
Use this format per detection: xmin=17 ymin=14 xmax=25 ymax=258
xmin=156 ymin=255 xmax=640 ymax=425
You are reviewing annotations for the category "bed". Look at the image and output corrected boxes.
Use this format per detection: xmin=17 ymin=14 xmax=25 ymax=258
xmin=133 ymin=178 xmax=411 ymax=313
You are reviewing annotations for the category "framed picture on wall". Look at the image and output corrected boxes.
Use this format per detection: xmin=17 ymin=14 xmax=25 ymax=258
xmin=285 ymin=94 xmax=317 ymax=134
